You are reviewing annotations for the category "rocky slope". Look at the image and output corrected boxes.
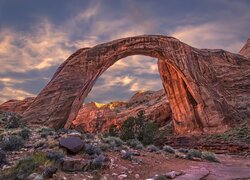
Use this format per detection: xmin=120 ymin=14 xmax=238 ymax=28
xmin=0 ymin=98 xmax=35 ymax=115
xmin=72 ymin=90 xmax=171 ymax=133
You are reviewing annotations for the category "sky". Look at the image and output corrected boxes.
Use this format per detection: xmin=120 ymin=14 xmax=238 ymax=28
xmin=0 ymin=0 xmax=249 ymax=104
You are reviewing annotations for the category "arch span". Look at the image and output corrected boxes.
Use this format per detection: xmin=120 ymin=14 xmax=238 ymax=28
xmin=22 ymin=35 xmax=250 ymax=134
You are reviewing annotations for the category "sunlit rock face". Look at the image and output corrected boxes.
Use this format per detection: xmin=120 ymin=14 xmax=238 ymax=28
xmin=0 ymin=97 xmax=35 ymax=114
xmin=239 ymin=38 xmax=250 ymax=58
xmin=21 ymin=35 xmax=250 ymax=134
xmin=72 ymin=90 xmax=171 ymax=133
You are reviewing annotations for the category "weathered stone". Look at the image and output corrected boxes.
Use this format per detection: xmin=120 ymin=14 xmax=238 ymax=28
xmin=27 ymin=173 xmax=44 ymax=180
xmin=21 ymin=35 xmax=250 ymax=134
xmin=59 ymin=136 xmax=84 ymax=154
xmin=165 ymin=171 xmax=184 ymax=179
xmin=0 ymin=97 xmax=35 ymax=114
xmin=239 ymin=38 xmax=250 ymax=58
xmin=62 ymin=157 xmax=89 ymax=172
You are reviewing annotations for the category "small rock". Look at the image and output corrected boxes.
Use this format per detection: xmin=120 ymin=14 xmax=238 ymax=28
xmin=112 ymin=173 xmax=118 ymax=176
xmin=121 ymin=150 xmax=132 ymax=160
xmin=118 ymin=174 xmax=127 ymax=179
xmin=27 ymin=173 xmax=43 ymax=180
xmin=43 ymin=165 xmax=57 ymax=178
xmin=165 ymin=170 xmax=184 ymax=179
xmin=62 ymin=157 xmax=89 ymax=171
xmin=135 ymin=174 xmax=140 ymax=179
xmin=59 ymin=136 xmax=84 ymax=154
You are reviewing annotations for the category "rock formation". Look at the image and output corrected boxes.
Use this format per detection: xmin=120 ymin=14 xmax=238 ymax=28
xmin=72 ymin=90 xmax=171 ymax=133
xmin=21 ymin=35 xmax=250 ymax=134
xmin=239 ymin=38 xmax=250 ymax=58
xmin=0 ymin=97 xmax=35 ymax=114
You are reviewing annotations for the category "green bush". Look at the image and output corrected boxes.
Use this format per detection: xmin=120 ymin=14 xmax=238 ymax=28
xmin=0 ymin=152 xmax=48 ymax=179
xmin=108 ymin=124 xmax=119 ymax=137
xmin=202 ymin=151 xmax=220 ymax=163
xmin=126 ymin=139 xmax=144 ymax=149
xmin=2 ymin=135 xmax=24 ymax=151
xmin=186 ymin=149 xmax=202 ymax=159
xmin=163 ymin=145 xmax=175 ymax=154
xmin=120 ymin=110 xmax=161 ymax=146
xmin=18 ymin=128 xmax=31 ymax=140
xmin=120 ymin=116 xmax=143 ymax=141
xmin=102 ymin=136 xmax=124 ymax=147
xmin=138 ymin=122 xmax=160 ymax=145
xmin=4 ymin=115 xmax=22 ymax=129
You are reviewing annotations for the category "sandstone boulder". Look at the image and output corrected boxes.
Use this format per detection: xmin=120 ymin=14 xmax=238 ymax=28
xmin=59 ymin=136 xmax=84 ymax=154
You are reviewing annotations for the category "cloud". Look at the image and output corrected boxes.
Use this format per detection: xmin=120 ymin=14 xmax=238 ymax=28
xmin=0 ymin=87 xmax=35 ymax=103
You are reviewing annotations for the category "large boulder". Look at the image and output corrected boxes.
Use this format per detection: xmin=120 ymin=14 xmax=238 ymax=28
xmin=59 ymin=136 xmax=84 ymax=154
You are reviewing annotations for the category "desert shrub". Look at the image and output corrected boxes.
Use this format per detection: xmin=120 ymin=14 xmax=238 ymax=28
xmin=84 ymin=144 xmax=102 ymax=156
xmin=156 ymin=175 xmax=167 ymax=180
xmin=108 ymin=124 xmax=119 ymax=137
xmin=186 ymin=149 xmax=202 ymax=159
xmin=18 ymin=128 xmax=31 ymax=140
xmin=46 ymin=151 xmax=65 ymax=164
xmin=120 ymin=117 xmax=142 ymax=141
xmin=90 ymin=155 xmax=109 ymax=170
xmin=4 ymin=115 xmax=22 ymax=129
xmin=40 ymin=127 xmax=54 ymax=138
xmin=138 ymin=121 xmax=160 ymax=145
xmin=2 ymin=135 xmax=24 ymax=151
xmin=206 ymin=121 xmax=250 ymax=144
xmin=0 ymin=149 xmax=7 ymax=167
xmin=162 ymin=145 xmax=175 ymax=154
xmin=178 ymin=148 xmax=189 ymax=154
xmin=201 ymin=151 xmax=220 ymax=162
xmin=0 ymin=152 xmax=48 ymax=179
xmin=102 ymin=136 xmax=124 ymax=147
xmin=126 ymin=139 xmax=144 ymax=149
xmin=120 ymin=110 xmax=161 ymax=146
xmin=147 ymin=145 xmax=159 ymax=152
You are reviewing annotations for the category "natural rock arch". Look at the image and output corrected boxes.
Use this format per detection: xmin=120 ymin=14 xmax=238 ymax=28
xmin=22 ymin=35 xmax=250 ymax=134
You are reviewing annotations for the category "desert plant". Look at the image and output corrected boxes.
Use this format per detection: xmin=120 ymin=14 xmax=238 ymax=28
xmin=84 ymin=144 xmax=102 ymax=156
xmin=126 ymin=139 xmax=144 ymax=149
xmin=162 ymin=145 xmax=175 ymax=154
xmin=147 ymin=145 xmax=159 ymax=152
xmin=18 ymin=128 xmax=31 ymax=140
xmin=46 ymin=151 xmax=65 ymax=164
xmin=4 ymin=115 xmax=22 ymax=129
xmin=0 ymin=152 xmax=49 ymax=179
xmin=138 ymin=121 xmax=160 ymax=145
xmin=201 ymin=151 xmax=220 ymax=162
xmin=90 ymin=154 xmax=109 ymax=170
xmin=186 ymin=149 xmax=202 ymax=159
xmin=40 ymin=127 xmax=54 ymax=138
xmin=102 ymin=136 xmax=124 ymax=147
xmin=108 ymin=124 xmax=119 ymax=137
xmin=2 ymin=135 xmax=24 ymax=151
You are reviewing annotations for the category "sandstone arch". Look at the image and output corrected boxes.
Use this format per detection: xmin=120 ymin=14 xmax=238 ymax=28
xmin=22 ymin=35 xmax=250 ymax=134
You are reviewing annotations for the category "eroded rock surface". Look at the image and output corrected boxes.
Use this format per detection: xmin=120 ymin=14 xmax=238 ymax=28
xmin=20 ymin=35 xmax=250 ymax=134
xmin=72 ymin=90 xmax=171 ymax=133
xmin=0 ymin=97 xmax=35 ymax=114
